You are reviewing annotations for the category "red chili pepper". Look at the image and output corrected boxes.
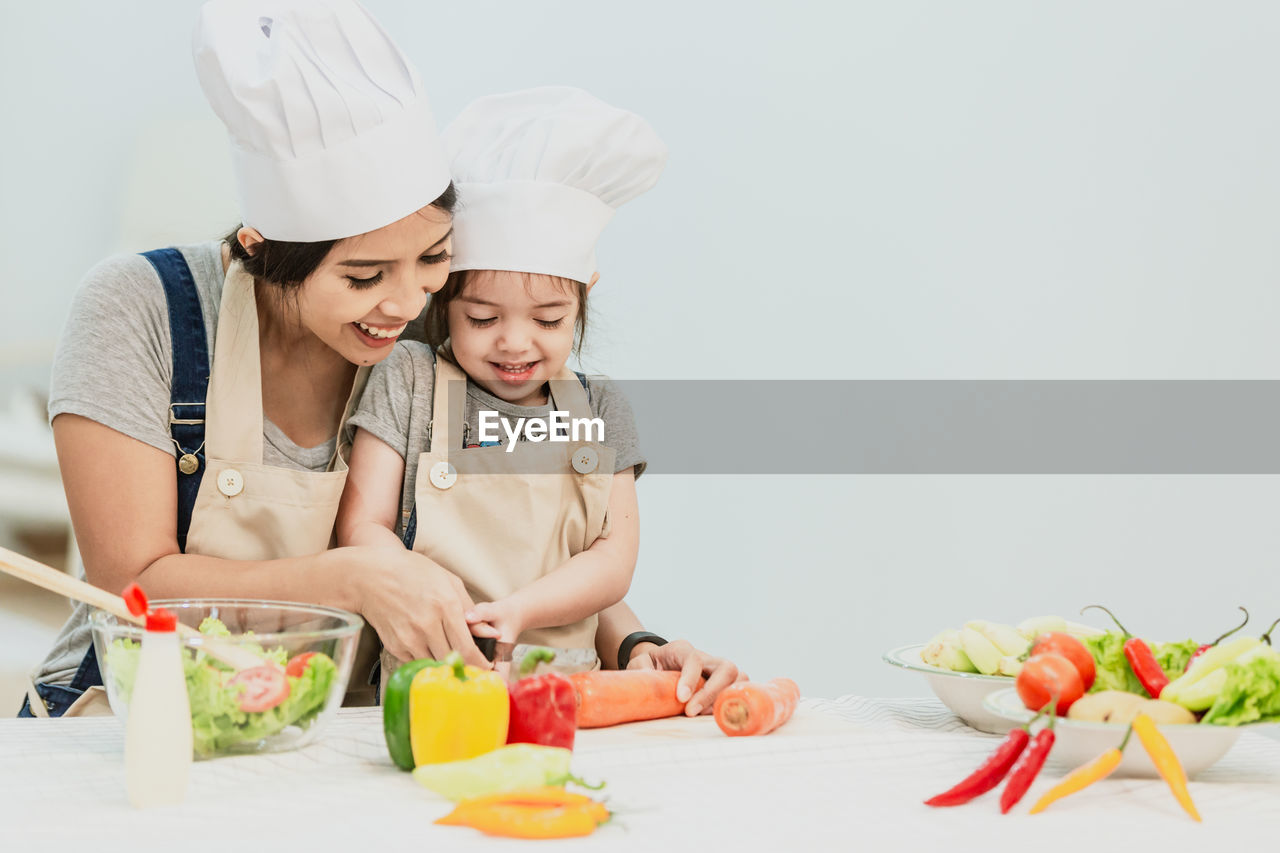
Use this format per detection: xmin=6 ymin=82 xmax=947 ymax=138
xmin=1186 ymin=606 xmax=1250 ymax=671
xmin=1000 ymin=713 xmax=1056 ymax=813
xmin=1081 ymin=604 xmax=1169 ymax=698
xmin=924 ymin=712 xmax=1043 ymax=807
xmin=1122 ymin=638 xmax=1169 ymax=699
xmin=506 ymin=648 xmax=578 ymax=751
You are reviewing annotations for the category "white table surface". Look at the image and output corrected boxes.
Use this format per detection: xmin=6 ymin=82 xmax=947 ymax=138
xmin=2 ymin=697 xmax=1278 ymax=850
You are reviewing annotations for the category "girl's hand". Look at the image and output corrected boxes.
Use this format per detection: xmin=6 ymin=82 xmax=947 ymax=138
xmin=627 ymin=639 xmax=747 ymax=717
xmin=465 ymin=599 xmax=524 ymax=644
xmin=349 ymin=546 xmax=489 ymax=667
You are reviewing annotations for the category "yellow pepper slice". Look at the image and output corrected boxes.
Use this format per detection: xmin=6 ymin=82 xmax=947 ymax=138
xmin=1029 ymin=725 xmax=1131 ymax=814
xmin=436 ymin=788 xmax=611 ymax=839
xmin=1132 ymin=712 xmax=1201 ymax=821
xmin=410 ymin=651 xmax=509 ymax=766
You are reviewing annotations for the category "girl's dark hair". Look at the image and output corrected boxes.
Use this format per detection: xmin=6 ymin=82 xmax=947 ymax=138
xmin=424 ymin=269 xmax=589 ymax=356
xmin=222 ymin=182 xmax=458 ymax=288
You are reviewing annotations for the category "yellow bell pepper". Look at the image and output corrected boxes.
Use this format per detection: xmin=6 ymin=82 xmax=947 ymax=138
xmin=410 ymin=651 xmax=509 ymax=766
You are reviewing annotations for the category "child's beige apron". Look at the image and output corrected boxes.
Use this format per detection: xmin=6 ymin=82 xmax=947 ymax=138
xmin=381 ymin=353 xmax=615 ymax=684
xmin=38 ymin=263 xmax=375 ymax=716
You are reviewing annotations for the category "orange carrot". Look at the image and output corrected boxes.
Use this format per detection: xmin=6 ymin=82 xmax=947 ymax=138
xmin=569 ymin=671 xmax=706 ymax=728
xmin=713 ymin=678 xmax=800 ymax=736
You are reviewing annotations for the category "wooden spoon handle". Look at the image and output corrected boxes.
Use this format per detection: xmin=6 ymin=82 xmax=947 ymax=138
xmin=0 ymin=545 xmax=138 ymax=624
xmin=0 ymin=545 xmax=271 ymax=671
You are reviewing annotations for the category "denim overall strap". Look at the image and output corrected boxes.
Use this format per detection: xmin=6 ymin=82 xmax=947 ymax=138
xmin=142 ymin=248 xmax=210 ymax=553
xmin=17 ymin=249 xmax=208 ymax=717
xmin=400 ymin=370 xmax=591 ymax=549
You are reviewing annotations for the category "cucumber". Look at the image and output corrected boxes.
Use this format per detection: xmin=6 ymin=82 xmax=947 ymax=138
xmin=383 ymin=658 xmax=443 ymax=771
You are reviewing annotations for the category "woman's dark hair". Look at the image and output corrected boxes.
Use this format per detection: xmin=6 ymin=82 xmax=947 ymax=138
xmin=222 ymin=182 xmax=458 ymax=288
xmin=424 ymin=269 xmax=589 ymax=356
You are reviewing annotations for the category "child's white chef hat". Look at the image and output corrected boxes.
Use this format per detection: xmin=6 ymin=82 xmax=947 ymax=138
xmin=193 ymin=0 xmax=450 ymax=242
xmin=443 ymin=87 xmax=667 ymax=284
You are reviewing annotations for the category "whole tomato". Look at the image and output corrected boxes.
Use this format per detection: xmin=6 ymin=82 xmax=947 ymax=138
xmin=1016 ymin=652 xmax=1084 ymax=716
xmin=1030 ymin=632 xmax=1096 ymax=691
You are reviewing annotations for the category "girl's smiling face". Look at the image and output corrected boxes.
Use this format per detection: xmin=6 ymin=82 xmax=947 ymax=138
xmin=446 ymin=270 xmax=585 ymax=406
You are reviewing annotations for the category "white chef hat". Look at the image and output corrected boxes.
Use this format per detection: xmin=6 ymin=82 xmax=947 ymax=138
xmin=443 ymin=87 xmax=667 ymax=284
xmin=193 ymin=0 xmax=450 ymax=242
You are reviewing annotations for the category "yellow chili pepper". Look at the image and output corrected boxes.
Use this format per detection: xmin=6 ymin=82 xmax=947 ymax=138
xmin=410 ymin=651 xmax=509 ymax=766
xmin=436 ymin=788 xmax=611 ymax=839
xmin=1029 ymin=725 xmax=1132 ymax=814
xmin=1132 ymin=712 xmax=1201 ymax=822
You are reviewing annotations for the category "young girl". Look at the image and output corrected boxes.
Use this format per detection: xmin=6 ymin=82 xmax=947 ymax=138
xmin=336 ymin=87 xmax=666 ymax=674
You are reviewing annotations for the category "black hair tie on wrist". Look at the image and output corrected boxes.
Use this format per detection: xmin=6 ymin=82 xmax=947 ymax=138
xmin=617 ymin=631 xmax=668 ymax=671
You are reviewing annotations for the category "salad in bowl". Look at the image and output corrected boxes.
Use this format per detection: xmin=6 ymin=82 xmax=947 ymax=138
xmin=92 ymin=599 xmax=363 ymax=759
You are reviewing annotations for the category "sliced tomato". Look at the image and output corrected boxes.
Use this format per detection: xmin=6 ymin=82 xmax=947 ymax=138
xmin=285 ymin=652 xmax=317 ymax=679
xmin=228 ymin=665 xmax=290 ymax=712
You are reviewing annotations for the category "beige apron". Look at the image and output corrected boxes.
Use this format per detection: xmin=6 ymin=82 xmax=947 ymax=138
xmin=39 ymin=263 xmax=375 ymax=716
xmin=381 ymin=353 xmax=614 ymax=684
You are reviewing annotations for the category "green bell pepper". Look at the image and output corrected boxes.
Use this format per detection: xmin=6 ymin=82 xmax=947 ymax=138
xmin=383 ymin=658 xmax=444 ymax=771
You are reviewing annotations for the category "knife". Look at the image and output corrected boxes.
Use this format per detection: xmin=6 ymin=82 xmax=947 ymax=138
xmin=474 ymin=636 xmax=515 ymax=664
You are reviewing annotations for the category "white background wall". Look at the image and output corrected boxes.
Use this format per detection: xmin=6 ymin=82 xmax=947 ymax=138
xmin=2 ymin=1 xmax=1279 ymax=698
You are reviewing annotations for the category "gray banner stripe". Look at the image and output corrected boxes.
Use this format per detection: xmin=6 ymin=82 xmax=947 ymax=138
xmin=616 ymin=381 xmax=1280 ymax=474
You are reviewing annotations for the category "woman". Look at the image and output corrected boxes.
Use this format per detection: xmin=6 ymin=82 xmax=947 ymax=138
xmin=24 ymin=0 xmax=737 ymax=717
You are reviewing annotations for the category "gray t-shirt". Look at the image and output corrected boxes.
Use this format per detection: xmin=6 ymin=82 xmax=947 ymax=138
xmin=36 ymin=241 xmax=340 ymax=687
xmin=47 ymin=241 xmax=338 ymax=471
xmin=347 ymin=341 xmax=644 ymax=536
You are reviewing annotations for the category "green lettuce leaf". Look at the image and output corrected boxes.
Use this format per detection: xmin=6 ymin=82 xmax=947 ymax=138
xmin=198 ymin=616 xmax=231 ymax=638
xmin=1083 ymin=632 xmax=1145 ymax=694
xmin=1082 ymin=632 xmax=1199 ymax=694
xmin=1201 ymin=649 xmax=1280 ymax=726
xmin=1153 ymin=639 xmax=1199 ymax=679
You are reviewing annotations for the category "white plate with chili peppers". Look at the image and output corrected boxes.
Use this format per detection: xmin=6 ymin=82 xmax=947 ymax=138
xmin=981 ymin=687 xmax=1276 ymax=778
xmin=883 ymin=644 xmax=1017 ymax=734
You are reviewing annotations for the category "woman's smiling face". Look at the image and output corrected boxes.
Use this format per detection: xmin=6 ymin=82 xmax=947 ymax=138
xmin=446 ymin=270 xmax=583 ymax=407
xmin=292 ymin=205 xmax=454 ymax=366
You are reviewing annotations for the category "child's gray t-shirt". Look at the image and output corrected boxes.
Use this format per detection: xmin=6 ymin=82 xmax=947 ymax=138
xmin=347 ymin=341 xmax=644 ymax=536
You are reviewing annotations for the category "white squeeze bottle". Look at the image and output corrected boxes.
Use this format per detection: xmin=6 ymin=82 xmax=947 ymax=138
xmin=125 ymin=607 xmax=192 ymax=807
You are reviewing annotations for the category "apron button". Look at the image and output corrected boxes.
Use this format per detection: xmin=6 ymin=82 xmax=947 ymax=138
xmin=571 ymin=446 xmax=600 ymax=474
xmin=217 ymin=468 xmax=244 ymax=497
xmin=429 ymin=461 xmax=457 ymax=489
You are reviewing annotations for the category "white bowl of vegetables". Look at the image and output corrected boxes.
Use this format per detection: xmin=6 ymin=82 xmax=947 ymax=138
xmin=884 ymin=616 xmax=1102 ymax=734
xmin=984 ymin=627 xmax=1280 ymax=778
xmin=92 ymin=599 xmax=363 ymax=759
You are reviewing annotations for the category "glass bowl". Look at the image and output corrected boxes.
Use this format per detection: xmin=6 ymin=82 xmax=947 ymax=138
xmin=883 ymin=643 xmax=1017 ymax=734
xmin=91 ymin=599 xmax=363 ymax=760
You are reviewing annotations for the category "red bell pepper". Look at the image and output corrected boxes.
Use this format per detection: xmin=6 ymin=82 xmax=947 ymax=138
xmin=506 ymin=648 xmax=578 ymax=751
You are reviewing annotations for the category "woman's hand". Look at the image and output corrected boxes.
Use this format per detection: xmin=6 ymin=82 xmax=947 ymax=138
xmin=348 ymin=546 xmax=489 ymax=667
xmin=627 ymin=639 xmax=747 ymax=717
